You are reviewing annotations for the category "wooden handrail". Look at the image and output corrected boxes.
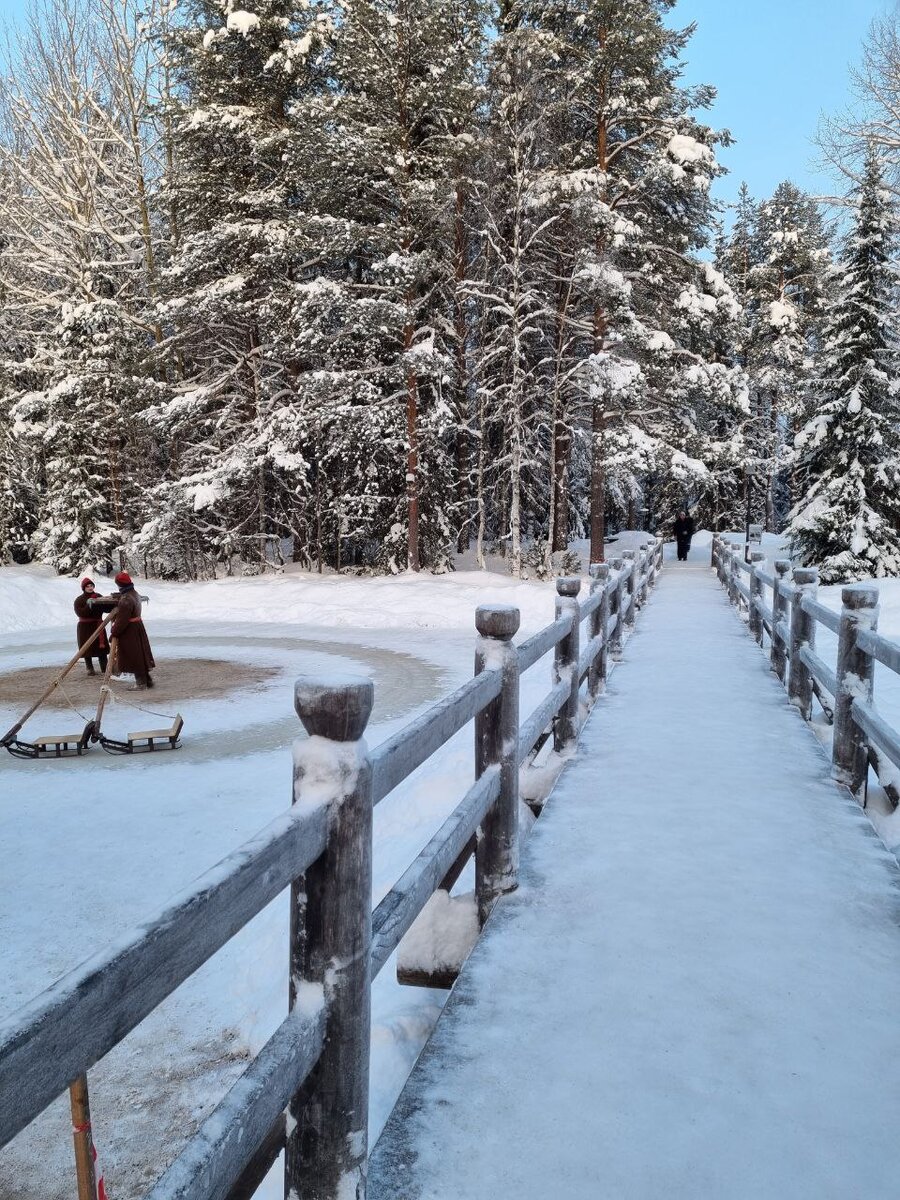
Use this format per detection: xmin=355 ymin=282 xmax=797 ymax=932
xmin=713 ymin=540 xmax=900 ymax=807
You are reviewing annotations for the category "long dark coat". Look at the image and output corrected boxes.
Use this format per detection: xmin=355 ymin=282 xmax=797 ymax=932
xmin=674 ymin=515 xmax=695 ymax=555
xmin=74 ymin=592 xmax=109 ymax=661
xmin=110 ymin=587 xmax=155 ymax=677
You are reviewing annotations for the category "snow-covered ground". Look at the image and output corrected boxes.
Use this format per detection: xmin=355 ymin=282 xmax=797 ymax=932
xmin=0 ymin=535 xmax=651 ymax=1199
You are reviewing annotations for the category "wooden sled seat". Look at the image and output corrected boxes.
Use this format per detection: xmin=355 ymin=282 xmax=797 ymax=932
xmin=32 ymin=725 xmax=93 ymax=757
xmin=124 ymin=714 xmax=184 ymax=751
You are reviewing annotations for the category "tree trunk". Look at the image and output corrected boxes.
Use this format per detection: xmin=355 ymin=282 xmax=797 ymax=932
xmin=404 ymin=317 xmax=421 ymax=572
xmin=454 ymin=182 xmax=470 ymax=554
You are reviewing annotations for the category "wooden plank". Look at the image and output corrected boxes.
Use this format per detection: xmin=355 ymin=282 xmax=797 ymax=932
xmin=756 ymin=570 xmax=775 ymax=588
xmin=516 ymin=615 xmax=573 ymax=673
xmin=774 ymin=577 xmax=797 ymax=600
xmin=146 ymin=1004 xmax=326 ymax=1200
xmin=753 ymin=599 xmax=774 ymax=626
xmin=799 ymin=646 xmax=838 ymax=697
xmin=0 ymin=803 xmax=329 ymax=1147
xmin=605 ymin=612 xmax=619 ymax=640
xmin=579 ymin=589 xmax=603 ymax=620
xmin=735 ymin=558 xmax=752 ymax=575
xmin=775 ymin=619 xmax=791 ymax=647
xmin=370 ymin=768 xmax=500 ymax=978
xmin=857 ymin=628 xmax=900 ymax=677
xmin=223 ymin=1119 xmax=285 ymax=1200
xmin=800 ymin=594 xmax=841 ymax=635
xmin=517 ymin=679 xmax=569 ymax=765
xmin=851 ymin=699 xmax=900 ymax=773
xmin=370 ymin=669 xmax=501 ymax=805
xmin=735 ymin=579 xmax=751 ymax=604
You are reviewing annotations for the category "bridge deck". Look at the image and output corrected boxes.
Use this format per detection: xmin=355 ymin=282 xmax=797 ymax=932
xmin=369 ymin=564 xmax=900 ymax=1199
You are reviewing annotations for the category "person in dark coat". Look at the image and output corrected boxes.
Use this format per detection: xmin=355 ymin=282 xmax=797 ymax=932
xmin=673 ymin=510 xmax=695 ymax=562
xmin=110 ymin=571 xmax=155 ymax=688
xmin=74 ymin=578 xmax=109 ymax=675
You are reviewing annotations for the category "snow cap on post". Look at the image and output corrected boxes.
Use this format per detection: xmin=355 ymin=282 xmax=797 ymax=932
xmin=475 ymin=604 xmax=520 ymax=641
xmin=294 ymin=673 xmax=374 ymax=742
xmin=841 ymin=583 xmax=879 ymax=612
xmin=556 ymin=576 xmax=582 ymax=598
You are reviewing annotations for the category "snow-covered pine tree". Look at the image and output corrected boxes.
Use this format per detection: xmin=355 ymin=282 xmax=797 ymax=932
xmin=507 ymin=0 xmax=725 ymax=560
xmin=743 ymin=181 xmax=830 ymax=531
xmin=146 ymin=0 xmax=333 ymax=576
xmin=788 ymin=150 xmax=900 ymax=581
xmin=317 ymin=0 xmax=488 ymax=573
xmin=0 ymin=0 xmax=166 ymax=572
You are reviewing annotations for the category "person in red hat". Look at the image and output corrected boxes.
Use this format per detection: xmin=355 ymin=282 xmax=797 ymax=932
xmin=73 ymin=578 xmax=110 ymax=676
xmin=109 ymin=571 xmax=155 ymax=688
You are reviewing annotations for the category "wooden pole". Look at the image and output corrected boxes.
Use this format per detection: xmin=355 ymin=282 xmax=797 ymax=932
xmin=833 ymin=583 xmax=879 ymax=799
xmin=588 ymin=563 xmax=609 ymax=698
xmin=788 ymin=568 xmax=817 ymax=721
xmin=553 ymin=578 xmax=581 ymax=752
xmin=622 ymin=550 xmax=637 ymax=627
xmin=286 ymin=676 xmax=373 ymax=1200
xmin=474 ymin=604 xmax=521 ymax=926
xmin=1 ymin=613 xmax=116 ymax=745
xmin=609 ymin=557 xmax=625 ymax=659
xmin=91 ymin=639 xmax=119 ymax=741
xmin=770 ymin=560 xmax=791 ymax=683
xmin=749 ymin=550 xmax=765 ymax=644
xmin=69 ymin=1074 xmax=98 ymax=1200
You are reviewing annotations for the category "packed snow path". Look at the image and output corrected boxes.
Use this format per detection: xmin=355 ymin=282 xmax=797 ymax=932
xmin=369 ymin=563 xmax=900 ymax=1200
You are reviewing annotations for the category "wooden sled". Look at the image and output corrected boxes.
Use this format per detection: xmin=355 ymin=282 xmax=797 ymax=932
xmin=99 ymin=714 xmax=184 ymax=755
xmin=4 ymin=721 xmax=96 ymax=760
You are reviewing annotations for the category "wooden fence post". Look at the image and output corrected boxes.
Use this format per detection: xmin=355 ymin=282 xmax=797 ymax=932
xmin=554 ymin=578 xmax=581 ymax=752
xmin=588 ymin=564 xmax=609 ymax=697
xmin=609 ymin=557 xmax=625 ymax=659
xmin=770 ymin=559 xmax=791 ymax=683
xmin=69 ymin=1075 xmax=98 ymax=1200
xmin=640 ymin=542 xmax=652 ymax=604
xmin=787 ymin=568 xmax=817 ymax=721
xmin=833 ymin=583 xmax=879 ymax=798
xmin=622 ymin=551 xmax=637 ymax=626
xmin=647 ymin=540 xmax=658 ymax=590
xmin=287 ymin=676 xmax=374 ymax=1200
xmin=749 ymin=550 xmax=765 ymax=644
xmin=729 ymin=542 xmax=742 ymax=607
xmin=475 ymin=605 xmax=521 ymax=925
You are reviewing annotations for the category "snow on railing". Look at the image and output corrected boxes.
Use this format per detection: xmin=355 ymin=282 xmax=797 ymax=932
xmin=0 ymin=538 xmax=665 ymax=1200
xmin=712 ymin=533 xmax=900 ymax=810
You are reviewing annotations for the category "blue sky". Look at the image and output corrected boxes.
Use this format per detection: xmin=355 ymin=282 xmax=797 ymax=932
xmin=0 ymin=0 xmax=891 ymax=213
xmin=674 ymin=0 xmax=895 ymax=212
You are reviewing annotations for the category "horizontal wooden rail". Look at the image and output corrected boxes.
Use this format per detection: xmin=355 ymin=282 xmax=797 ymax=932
xmin=735 ymin=579 xmax=751 ymax=604
xmin=146 ymin=1003 xmax=326 ymax=1200
xmin=517 ymin=615 xmax=573 ymax=673
xmin=518 ymin=678 xmax=570 ymax=764
xmin=578 ymin=636 xmax=603 ymax=685
xmin=0 ymin=803 xmax=329 ymax=1145
xmin=753 ymin=597 xmax=774 ymax=628
xmin=851 ymin=700 xmax=900 ymax=773
xmin=800 ymin=594 xmax=841 ymax=635
xmin=370 ymin=768 xmax=501 ymax=978
xmin=756 ymin=570 xmax=775 ymax=589
xmin=857 ymin=628 xmax=900 ymax=675
xmin=735 ymin=558 xmax=752 ymax=575
xmin=371 ymin=670 xmax=501 ymax=804
xmin=799 ymin=645 xmax=838 ymax=698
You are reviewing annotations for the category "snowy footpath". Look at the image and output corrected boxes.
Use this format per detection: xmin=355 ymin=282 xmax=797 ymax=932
xmin=369 ymin=563 xmax=900 ymax=1200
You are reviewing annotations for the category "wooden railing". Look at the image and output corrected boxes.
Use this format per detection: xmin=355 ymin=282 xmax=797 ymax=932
xmin=0 ymin=538 xmax=664 ymax=1200
xmin=712 ymin=534 xmax=900 ymax=807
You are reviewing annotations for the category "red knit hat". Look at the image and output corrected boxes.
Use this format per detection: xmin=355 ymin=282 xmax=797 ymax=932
xmin=80 ymin=577 xmax=94 ymax=591
xmin=114 ymin=571 xmax=133 ymax=586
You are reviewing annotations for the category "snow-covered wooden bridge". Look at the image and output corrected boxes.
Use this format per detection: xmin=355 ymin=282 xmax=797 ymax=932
xmin=369 ymin=560 xmax=900 ymax=1199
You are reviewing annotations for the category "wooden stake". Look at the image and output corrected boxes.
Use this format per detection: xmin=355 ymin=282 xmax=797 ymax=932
xmin=69 ymin=1074 xmax=97 ymax=1200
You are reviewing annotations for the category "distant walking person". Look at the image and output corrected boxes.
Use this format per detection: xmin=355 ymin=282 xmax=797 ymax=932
xmin=110 ymin=571 xmax=155 ymax=689
xmin=674 ymin=510 xmax=695 ymax=562
xmin=74 ymin=578 xmax=109 ymax=675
